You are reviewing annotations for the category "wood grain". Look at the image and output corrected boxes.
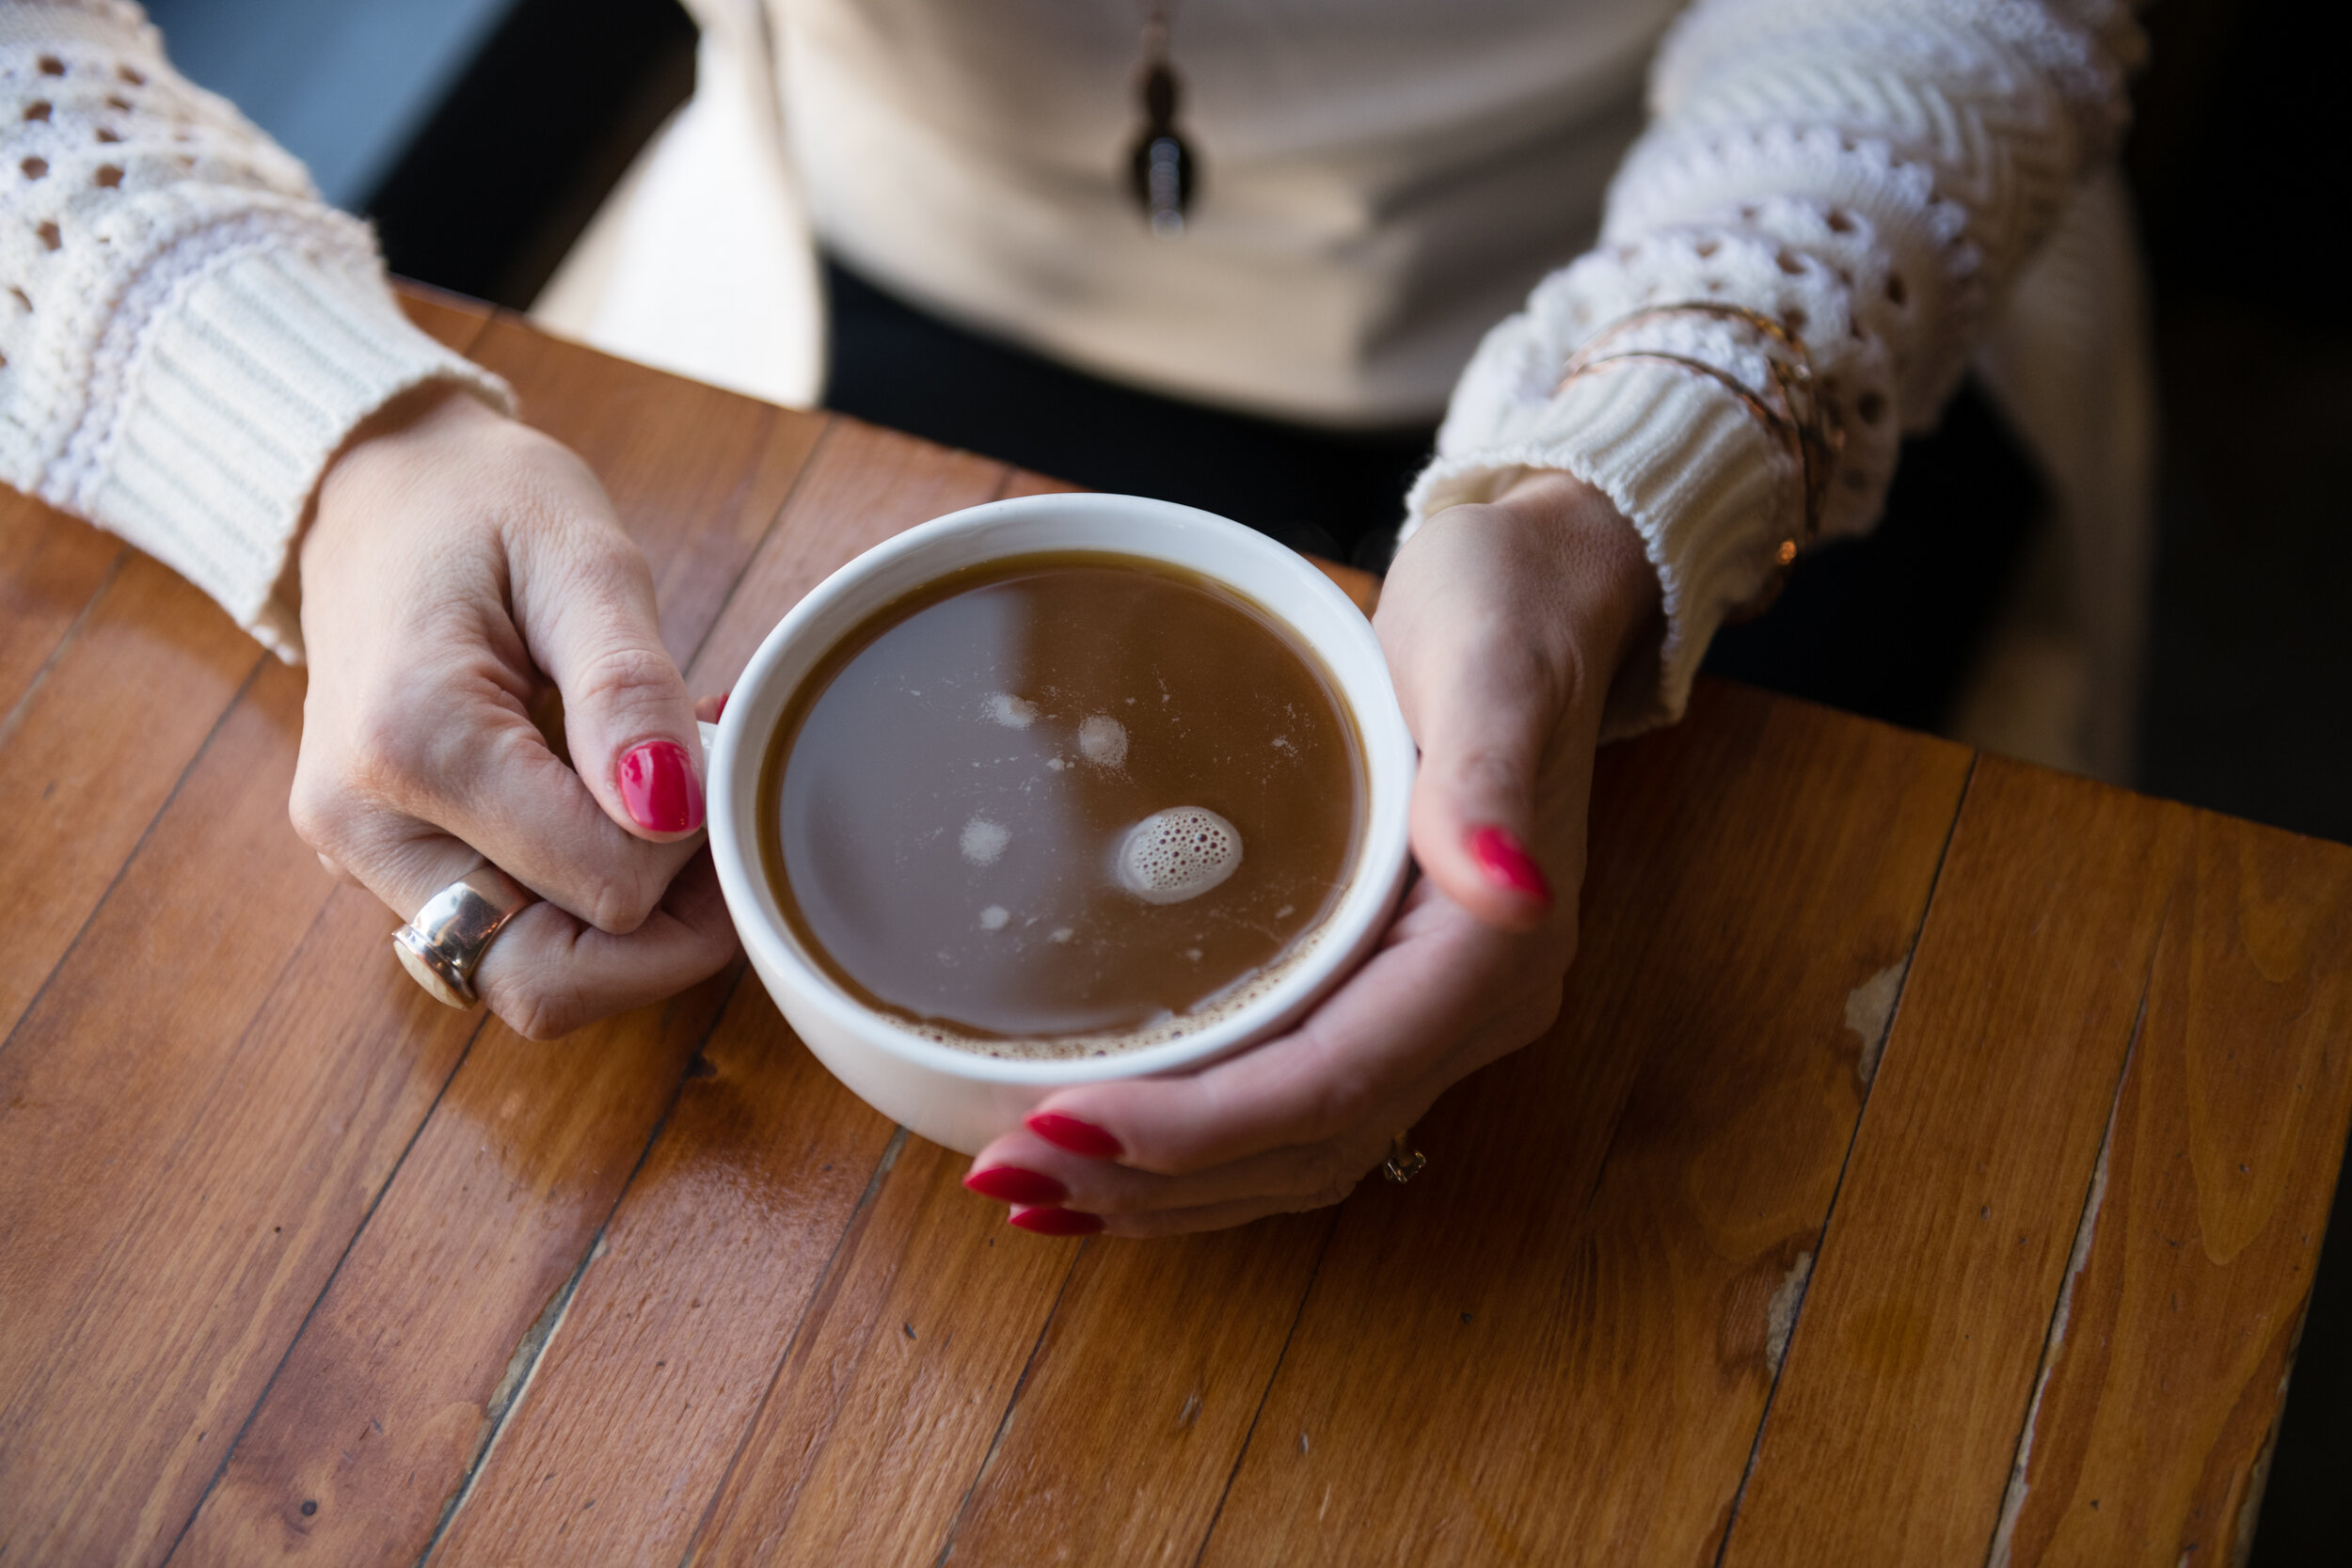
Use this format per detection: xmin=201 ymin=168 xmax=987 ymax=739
xmin=685 ymin=418 xmax=1009 ymax=692
xmin=0 ymin=555 xmax=262 ymax=1037
xmin=939 ymin=1214 xmax=1337 ymax=1564
xmin=1991 ymin=814 xmax=2352 ymax=1566
xmin=0 ymin=667 xmax=479 ymax=1567
xmin=1172 ymin=685 xmax=1974 ymax=1565
xmin=1721 ymin=757 xmax=2190 ymax=1566
xmin=0 ymin=495 xmax=122 ymax=719
xmin=687 ymin=1140 xmax=1079 ymax=1563
xmin=425 ymin=987 xmax=900 ymax=1565
xmin=171 ymin=981 xmax=736 ymax=1568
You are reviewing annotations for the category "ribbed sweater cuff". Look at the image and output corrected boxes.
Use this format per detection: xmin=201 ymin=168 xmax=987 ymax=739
xmin=1405 ymin=361 xmax=1795 ymax=737
xmin=66 ymin=245 xmax=513 ymax=663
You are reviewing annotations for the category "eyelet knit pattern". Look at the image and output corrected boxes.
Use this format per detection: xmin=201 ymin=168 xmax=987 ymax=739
xmin=1408 ymin=0 xmax=2144 ymax=736
xmin=1 ymin=2 xmax=510 ymax=660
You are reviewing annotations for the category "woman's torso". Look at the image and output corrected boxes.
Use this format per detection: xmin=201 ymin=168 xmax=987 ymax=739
xmin=762 ymin=0 xmax=1681 ymax=423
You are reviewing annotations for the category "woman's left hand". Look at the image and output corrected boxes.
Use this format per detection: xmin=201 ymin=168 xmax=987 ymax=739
xmin=962 ymin=471 xmax=1661 ymax=1236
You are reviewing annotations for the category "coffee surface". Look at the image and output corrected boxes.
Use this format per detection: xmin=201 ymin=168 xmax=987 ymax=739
xmin=761 ymin=555 xmax=1361 ymax=1052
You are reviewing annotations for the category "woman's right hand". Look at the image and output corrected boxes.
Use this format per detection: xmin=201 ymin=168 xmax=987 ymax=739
xmin=290 ymin=385 xmax=739 ymax=1038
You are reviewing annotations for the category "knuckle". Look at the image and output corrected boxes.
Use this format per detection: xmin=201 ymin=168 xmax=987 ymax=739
xmin=570 ymin=641 xmax=680 ymax=721
xmin=286 ymin=765 xmax=344 ymax=850
xmin=344 ymin=691 xmax=453 ymax=806
xmin=583 ymin=865 xmax=662 ymax=935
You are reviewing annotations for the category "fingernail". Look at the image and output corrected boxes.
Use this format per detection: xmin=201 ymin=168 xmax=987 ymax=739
xmin=618 ymin=740 xmax=704 ymax=833
xmin=963 ymin=1165 xmax=1068 ymax=1205
xmin=1009 ymin=1205 xmax=1104 ymax=1237
xmin=1025 ymin=1113 xmax=1122 ymax=1159
xmin=1468 ymin=825 xmax=1551 ymax=906
xmin=712 ymin=689 xmax=730 ymax=721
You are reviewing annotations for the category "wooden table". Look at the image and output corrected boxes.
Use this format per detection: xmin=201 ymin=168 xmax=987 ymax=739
xmin=5 ymin=286 xmax=2349 ymax=1567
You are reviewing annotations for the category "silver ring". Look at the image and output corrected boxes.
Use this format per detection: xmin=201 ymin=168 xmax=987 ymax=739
xmin=1381 ymin=1129 xmax=1427 ymax=1185
xmin=392 ymin=863 xmax=535 ymax=1007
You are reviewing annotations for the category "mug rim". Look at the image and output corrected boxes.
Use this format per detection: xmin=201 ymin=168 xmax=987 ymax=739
xmin=705 ymin=492 xmax=1416 ymax=1087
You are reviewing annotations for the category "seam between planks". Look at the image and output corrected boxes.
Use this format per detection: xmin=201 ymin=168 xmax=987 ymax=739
xmin=674 ymin=1123 xmax=914 ymax=1568
xmin=156 ymin=1002 xmax=501 ymax=1566
xmin=1708 ymin=748 xmax=1981 ymax=1568
xmin=928 ymin=1236 xmax=1091 ymax=1568
xmin=1980 ymin=908 xmax=2166 ymax=1568
xmin=411 ymin=965 xmax=752 ymax=1567
xmin=0 ymin=652 xmax=267 ymax=1062
xmin=676 ymin=414 xmax=840 ymax=678
xmin=985 ymin=463 xmax=1041 ymax=502
xmin=0 ymin=543 xmax=128 ymax=749
xmin=670 ymin=1125 xmax=914 ymax=1564
xmin=1187 ymin=1206 xmax=1349 ymax=1568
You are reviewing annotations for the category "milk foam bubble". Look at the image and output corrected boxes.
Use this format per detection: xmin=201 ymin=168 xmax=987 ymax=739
xmin=1116 ymin=807 xmax=1242 ymax=904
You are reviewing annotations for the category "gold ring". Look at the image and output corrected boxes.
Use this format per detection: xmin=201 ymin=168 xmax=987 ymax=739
xmin=392 ymin=863 xmax=535 ymax=1007
xmin=1381 ymin=1130 xmax=1427 ymax=1184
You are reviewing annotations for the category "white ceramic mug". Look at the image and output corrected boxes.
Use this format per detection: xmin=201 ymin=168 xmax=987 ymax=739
xmin=702 ymin=492 xmax=1417 ymax=1154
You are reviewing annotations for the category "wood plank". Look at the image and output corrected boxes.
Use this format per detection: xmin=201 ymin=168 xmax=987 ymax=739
xmin=0 ymin=495 xmax=123 ymax=719
xmin=1198 ymin=683 xmax=1975 ymax=1565
xmin=1720 ymin=757 xmax=2191 ymax=1567
xmin=935 ymin=1214 xmax=1335 ymax=1564
xmin=685 ymin=1140 xmax=1079 ymax=1563
xmin=0 ymin=555 xmax=262 ymax=1036
xmin=0 ymin=665 xmax=483 ymax=1567
xmin=410 ymin=416 xmax=1011 ymax=1558
xmin=425 ymin=988 xmax=899 ymax=1565
xmin=1989 ymin=814 xmax=2352 ymax=1566
xmin=158 ymin=328 xmax=832 ymax=1563
xmin=686 ymin=418 xmax=1009 ymax=692
xmin=171 ymin=980 xmax=736 ymax=1568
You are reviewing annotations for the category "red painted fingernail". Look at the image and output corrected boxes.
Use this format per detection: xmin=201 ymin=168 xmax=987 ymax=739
xmin=1025 ymin=1113 xmax=1122 ymax=1159
xmin=1009 ymin=1205 xmax=1104 ymax=1237
xmin=1467 ymin=825 xmax=1551 ymax=906
xmin=712 ymin=689 xmax=729 ymax=721
xmin=617 ymin=740 xmax=704 ymax=833
xmin=963 ymin=1165 xmax=1068 ymax=1205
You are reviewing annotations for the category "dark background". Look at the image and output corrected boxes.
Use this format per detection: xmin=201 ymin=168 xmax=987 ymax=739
xmin=149 ymin=0 xmax=2349 ymax=1555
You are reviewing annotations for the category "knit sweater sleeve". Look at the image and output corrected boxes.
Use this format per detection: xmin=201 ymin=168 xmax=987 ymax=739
xmin=1405 ymin=0 xmax=2144 ymax=736
xmin=1 ymin=1 xmax=511 ymax=661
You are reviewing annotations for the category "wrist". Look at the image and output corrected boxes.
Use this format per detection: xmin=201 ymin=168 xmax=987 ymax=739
xmin=1491 ymin=469 xmax=1661 ymax=719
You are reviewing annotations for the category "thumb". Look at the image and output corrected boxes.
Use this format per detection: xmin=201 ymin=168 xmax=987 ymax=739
xmin=523 ymin=528 xmax=706 ymax=843
xmin=1403 ymin=642 xmax=1556 ymax=932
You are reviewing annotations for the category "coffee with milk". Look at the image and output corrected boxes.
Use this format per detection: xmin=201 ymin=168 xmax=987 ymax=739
xmin=758 ymin=552 xmax=1364 ymax=1059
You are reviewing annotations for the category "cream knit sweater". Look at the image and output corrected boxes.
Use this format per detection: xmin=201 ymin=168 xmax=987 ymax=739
xmin=2 ymin=0 xmax=2140 ymax=729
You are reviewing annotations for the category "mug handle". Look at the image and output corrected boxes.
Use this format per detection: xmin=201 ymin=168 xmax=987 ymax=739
xmin=698 ymin=720 xmax=721 ymax=761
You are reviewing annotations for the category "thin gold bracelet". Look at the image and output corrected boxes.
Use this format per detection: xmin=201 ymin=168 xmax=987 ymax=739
xmin=1556 ymin=301 xmax=1845 ymax=567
